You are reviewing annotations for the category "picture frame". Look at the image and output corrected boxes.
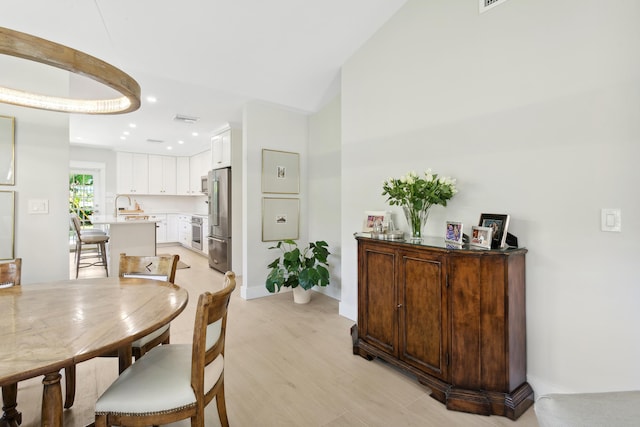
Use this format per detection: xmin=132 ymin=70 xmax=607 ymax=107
xmin=362 ymin=210 xmax=391 ymax=232
xmin=262 ymin=149 xmax=300 ymax=194
xmin=470 ymin=225 xmax=492 ymax=249
xmin=262 ymin=197 xmax=300 ymax=241
xmin=444 ymin=221 xmax=463 ymax=244
xmin=478 ymin=213 xmax=510 ymax=249
xmin=0 ymin=191 xmax=15 ymax=259
xmin=0 ymin=116 xmax=15 ymax=186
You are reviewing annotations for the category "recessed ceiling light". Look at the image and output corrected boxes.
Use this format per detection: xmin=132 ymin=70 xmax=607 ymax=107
xmin=192 ymin=132 xmax=198 ymax=136
xmin=123 ymin=131 xmax=130 ymax=136
xmin=166 ymin=146 xmax=173 ymax=150
xmin=146 ymin=96 xmax=157 ymax=103
xmin=177 ymin=140 xmax=184 ymax=145
xmin=129 ymin=123 xmax=136 ymax=128
xmin=120 ymin=136 xmax=126 ymax=140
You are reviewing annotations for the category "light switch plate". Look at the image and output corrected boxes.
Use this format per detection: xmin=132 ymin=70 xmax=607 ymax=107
xmin=28 ymin=199 xmax=49 ymax=214
xmin=601 ymin=208 xmax=621 ymax=232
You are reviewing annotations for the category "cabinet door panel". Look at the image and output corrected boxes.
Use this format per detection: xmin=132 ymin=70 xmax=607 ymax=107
xmin=361 ymin=248 xmax=397 ymax=355
xmin=449 ymin=255 xmax=482 ymax=389
xmin=400 ymin=253 xmax=447 ymax=379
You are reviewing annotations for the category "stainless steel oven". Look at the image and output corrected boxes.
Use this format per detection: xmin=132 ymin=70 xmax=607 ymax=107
xmin=191 ymin=216 xmax=203 ymax=251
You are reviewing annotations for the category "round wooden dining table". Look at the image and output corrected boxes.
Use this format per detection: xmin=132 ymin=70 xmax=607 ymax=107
xmin=0 ymin=276 xmax=188 ymax=427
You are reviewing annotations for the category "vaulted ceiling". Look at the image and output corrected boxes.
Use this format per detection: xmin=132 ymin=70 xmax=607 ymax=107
xmin=0 ymin=0 xmax=407 ymax=156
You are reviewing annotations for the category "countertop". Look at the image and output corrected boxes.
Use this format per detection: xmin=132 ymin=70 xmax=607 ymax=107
xmin=90 ymin=215 xmax=161 ymax=225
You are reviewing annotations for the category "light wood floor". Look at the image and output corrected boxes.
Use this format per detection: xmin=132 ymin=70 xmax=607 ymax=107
xmin=11 ymin=245 xmax=540 ymax=426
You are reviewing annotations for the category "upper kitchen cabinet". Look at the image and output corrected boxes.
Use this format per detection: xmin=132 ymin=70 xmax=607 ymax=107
xmin=211 ymin=130 xmax=231 ymax=168
xmin=116 ymin=152 xmax=149 ymax=194
xmin=176 ymin=156 xmax=191 ymax=195
xmin=211 ymin=126 xmax=241 ymax=170
xmin=189 ymin=150 xmax=211 ymax=195
xmin=148 ymin=155 xmax=177 ymax=195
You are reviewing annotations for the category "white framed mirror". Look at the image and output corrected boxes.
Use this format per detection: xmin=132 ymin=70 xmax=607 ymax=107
xmin=0 ymin=115 xmax=15 ymax=186
xmin=0 ymin=191 xmax=14 ymax=260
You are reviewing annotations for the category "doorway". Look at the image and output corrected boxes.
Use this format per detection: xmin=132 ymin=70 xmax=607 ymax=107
xmin=69 ymin=162 xmax=106 ymax=245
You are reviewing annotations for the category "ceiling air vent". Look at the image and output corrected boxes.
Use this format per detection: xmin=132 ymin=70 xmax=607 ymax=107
xmin=173 ymin=114 xmax=199 ymax=124
xmin=146 ymin=138 xmax=164 ymax=144
xmin=479 ymin=0 xmax=510 ymax=13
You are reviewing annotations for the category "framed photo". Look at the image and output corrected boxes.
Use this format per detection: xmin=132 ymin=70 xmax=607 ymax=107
xmin=262 ymin=149 xmax=300 ymax=194
xmin=362 ymin=210 xmax=391 ymax=232
xmin=0 ymin=116 xmax=15 ymax=186
xmin=444 ymin=221 xmax=463 ymax=244
xmin=262 ymin=197 xmax=299 ymax=241
xmin=470 ymin=225 xmax=492 ymax=249
xmin=0 ymin=191 xmax=15 ymax=259
xmin=478 ymin=213 xmax=510 ymax=249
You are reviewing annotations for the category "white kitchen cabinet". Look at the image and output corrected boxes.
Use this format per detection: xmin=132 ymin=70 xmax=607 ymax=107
xmin=116 ymin=152 xmax=149 ymax=194
xmin=148 ymin=214 xmax=167 ymax=243
xmin=176 ymin=157 xmax=191 ymax=195
xmin=148 ymin=155 xmax=177 ymax=195
xmin=211 ymin=130 xmax=231 ymax=168
xmin=178 ymin=214 xmax=191 ymax=246
xmin=189 ymin=150 xmax=211 ymax=195
xmin=167 ymin=214 xmax=179 ymax=242
xmin=200 ymin=149 xmax=212 ymax=174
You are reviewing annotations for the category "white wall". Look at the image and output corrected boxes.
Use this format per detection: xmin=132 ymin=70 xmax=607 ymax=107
xmin=308 ymin=95 xmax=342 ymax=300
xmin=1 ymin=60 xmax=71 ymax=283
xmin=241 ymin=101 xmax=309 ymax=299
xmin=341 ymin=0 xmax=640 ymax=396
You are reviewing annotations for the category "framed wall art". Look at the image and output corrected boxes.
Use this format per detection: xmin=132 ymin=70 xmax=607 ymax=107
xmin=0 ymin=191 xmax=15 ymax=259
xmin=262 ymin=149 xmax=300 ymax=194
xmin=0 ymin=115 xmax=15 ymax=186
xmin=444 ymin=221 xmax=463 ymax=244
xmin=262 ymin=197 xmax=300 ymax=241
xmin=362 ymin=210 xmax=391 ymax=232
xmin=470 ymin=225 xmax=492 ymax=249
xmin=478 ymin=213 xmax=510 ymax=248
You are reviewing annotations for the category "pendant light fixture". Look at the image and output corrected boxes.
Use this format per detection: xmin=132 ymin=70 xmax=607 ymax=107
xmin=0 ymin=26 xmax=140 ymax=114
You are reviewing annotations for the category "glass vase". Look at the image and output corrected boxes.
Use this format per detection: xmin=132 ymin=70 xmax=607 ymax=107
xmin=402 ymin=205 xmax=431 ymax=241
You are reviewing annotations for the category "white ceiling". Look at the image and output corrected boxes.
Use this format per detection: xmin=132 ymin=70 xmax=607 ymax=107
xmin=0 ymin=0 xmax=407 ymax=156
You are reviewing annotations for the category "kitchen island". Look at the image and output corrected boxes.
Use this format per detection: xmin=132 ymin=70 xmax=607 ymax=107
xmin=90 ymin=215 xmax=158 ymax=276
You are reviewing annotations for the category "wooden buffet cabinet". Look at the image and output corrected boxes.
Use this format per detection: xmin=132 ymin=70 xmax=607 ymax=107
xmin=351 ymin=235 xmax=533 ymax=419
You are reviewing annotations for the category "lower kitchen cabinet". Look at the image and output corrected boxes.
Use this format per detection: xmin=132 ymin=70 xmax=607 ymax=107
xmin=148 ymin=214 xmax=167 ymax=243
xmin=166 ymin=214 xmax=179 ymax=243
xmin=178 ymin=215 xmax=191 ymax=247
xmin=352 ymin=236 xmax=533 ymax=420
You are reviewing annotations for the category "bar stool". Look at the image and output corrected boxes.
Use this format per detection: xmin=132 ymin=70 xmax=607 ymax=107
xmin=70 ymin=214 xmax=109 ymax=278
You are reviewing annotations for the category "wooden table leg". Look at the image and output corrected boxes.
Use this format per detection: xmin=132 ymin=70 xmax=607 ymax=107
xmin=41 ymin=372 xmax=62 ymax=427
xmin=0 ymin=383 xmax=22 ymax=427
xmin=118 ymin=346 xmax=132 ymax=374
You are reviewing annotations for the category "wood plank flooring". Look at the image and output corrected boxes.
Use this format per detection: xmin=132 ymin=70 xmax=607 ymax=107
xmin=11 ymin=245 xmax=539 ymax=426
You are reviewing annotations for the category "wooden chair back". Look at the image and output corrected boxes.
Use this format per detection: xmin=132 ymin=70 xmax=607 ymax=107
xmin=191 ymin=271 xmax=236 ymax=411
xmin=0 ymin=258 xmax=21 ymax=289
xmin=118 ymin=253 xmax=179 ymax=283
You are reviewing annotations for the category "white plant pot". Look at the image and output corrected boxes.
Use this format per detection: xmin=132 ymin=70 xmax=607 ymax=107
xmin=292 ymin=286 xmax=311 ymax=304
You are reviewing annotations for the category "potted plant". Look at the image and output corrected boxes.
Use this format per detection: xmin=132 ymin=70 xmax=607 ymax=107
xmin=265 ymin=239 xmax=330 ymax=304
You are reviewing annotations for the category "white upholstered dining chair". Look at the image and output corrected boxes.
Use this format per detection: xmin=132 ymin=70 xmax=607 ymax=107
xmin=64 ymin=253 xmax=180 ymax=409
xmin=95 ymin=271 xmax=236 ymax=427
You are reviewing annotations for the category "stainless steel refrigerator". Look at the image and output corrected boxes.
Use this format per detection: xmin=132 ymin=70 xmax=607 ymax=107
xmin=207 ymin=167 xmax=231 ymax=273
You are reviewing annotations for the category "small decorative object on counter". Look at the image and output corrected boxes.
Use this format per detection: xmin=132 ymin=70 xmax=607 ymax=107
xmin=382 ymin=169 xmax=458 ymax=241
